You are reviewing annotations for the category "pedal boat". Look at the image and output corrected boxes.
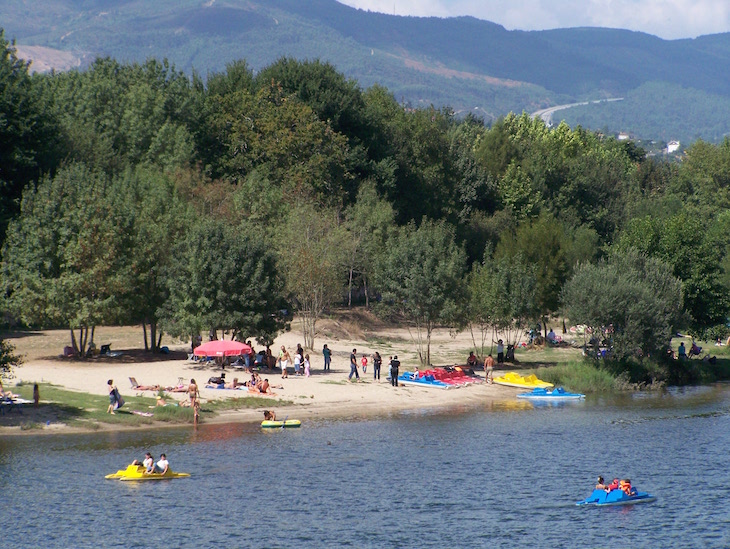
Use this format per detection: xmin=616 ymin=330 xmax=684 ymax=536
xmin=576 ymin=488 xmax=656 ymax=506
xmin=493 ymin=372 xmax=554 ymax=389
xmin=261 ymin=419 xmax=301 ymax=428
xmin=105 ymin=464 xmax=190 ymax=481
xmin=516 ymin=387 xmax=584 ymax=400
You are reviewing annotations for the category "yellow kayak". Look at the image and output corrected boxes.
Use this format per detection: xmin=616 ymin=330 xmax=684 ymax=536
xmin=261 ymin=419 xmax=301 ymax=428
xmin=493 ymin=372 xmax=554 ymax=389
xmin=105 ymin=464 xmax=190 ymax=481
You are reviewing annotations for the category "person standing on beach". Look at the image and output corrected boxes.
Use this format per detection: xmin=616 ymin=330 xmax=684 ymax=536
xmin=496 ymin=339 xmax=504 ymax=364
xmin=389 ymin=356 xmax=400 ymax=386
xmin=322 ymin=344 xmax=331 ymax=371
xmin=349 ymin=348 xmax=360 ymax=381
xmin=304 ymin=354 xmax=311 ymax=377
xmin=484 ymin=354 xmax=494 ymax=384
xmin=373 ymin=352 xmax=382 ymax=381
xmin=188 ymin=379 xmax=200 ymax=408
xmin=280 ymin=346 xmax=291 ymax=378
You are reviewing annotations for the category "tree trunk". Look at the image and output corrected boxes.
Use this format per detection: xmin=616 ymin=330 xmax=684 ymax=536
xmin=156 ymin=330 xmax=163 ymax=350
xmin=70 ymin=329 xmax=79 ymax=356
xmin=364 ymin=275 xmax=370 ymax=309
xmin=150 ymin=322 xmax=157 ymax=352
xmin=142 ymin=322 xmax=149 ymax=351
xmin=348 ymin=267 xmax=354 ymax=307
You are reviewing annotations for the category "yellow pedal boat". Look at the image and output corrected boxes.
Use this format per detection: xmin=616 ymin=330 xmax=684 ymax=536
xmin=493 ymin=372 xmax=554 ymax=389
xmin=105 ymin=464 xmax=190 ymax=481
xmin=261 ymin=419 xmax=301 ymax=428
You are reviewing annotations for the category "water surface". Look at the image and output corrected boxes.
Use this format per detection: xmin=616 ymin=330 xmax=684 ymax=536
xmin=1 ymin=385 xmax=729 ymax=548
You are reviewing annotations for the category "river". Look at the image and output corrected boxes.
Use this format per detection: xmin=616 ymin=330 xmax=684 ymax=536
xmin=1 ymin=384 xmax=729 ymax=548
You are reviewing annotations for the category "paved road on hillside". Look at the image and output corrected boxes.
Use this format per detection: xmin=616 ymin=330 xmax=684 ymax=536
xmin=532 ymin=97 xmax=623 ymax=126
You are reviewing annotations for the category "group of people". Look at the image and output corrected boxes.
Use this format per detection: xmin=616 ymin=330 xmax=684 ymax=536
xmin=595 ymin=476 xmax=637 ymax=496
xmin=279 ymin=344 xmax=311 ymax=378
xmin=131 ymin=452 xmax=170 ymax=475
xmin=346 ymin=348 xmax=398 ymax=385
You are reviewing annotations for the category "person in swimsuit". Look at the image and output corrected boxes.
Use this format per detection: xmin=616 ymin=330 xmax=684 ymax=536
xmin=188 ymin=379 xmax=200 ymax=407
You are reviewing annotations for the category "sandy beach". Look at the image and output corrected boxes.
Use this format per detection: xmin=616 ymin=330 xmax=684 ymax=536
xmin=1 ymin=313 xmax=556 ymax=433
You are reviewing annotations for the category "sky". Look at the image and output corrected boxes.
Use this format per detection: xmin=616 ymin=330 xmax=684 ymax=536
xmin=336 ymin=0 xmax=730 ymax=40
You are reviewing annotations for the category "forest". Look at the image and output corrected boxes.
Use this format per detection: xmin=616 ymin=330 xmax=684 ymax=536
xmin=1 ymin=31 xmax=729 ymax=384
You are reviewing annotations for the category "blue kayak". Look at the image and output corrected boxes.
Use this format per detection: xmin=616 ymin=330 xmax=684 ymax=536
xmin=576 ymin=488 xmax=656 ymax=506
xmin=516 ymin=387 xmax=585 ymax=400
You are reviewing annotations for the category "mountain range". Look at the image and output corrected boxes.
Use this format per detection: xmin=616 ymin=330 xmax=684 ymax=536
xmin=6 ymin=0 xmax=730 ymax=144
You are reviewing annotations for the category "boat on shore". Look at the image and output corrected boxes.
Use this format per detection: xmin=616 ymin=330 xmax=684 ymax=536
xmin=105 ymin=464 xmax=190 ymax=481
xmin=494 ymin=372 xmax=554 ymax=389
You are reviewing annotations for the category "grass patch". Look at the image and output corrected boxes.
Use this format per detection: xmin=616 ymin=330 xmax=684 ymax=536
xmin=534 ymin=361 xmax=617 ymax=393
xmin=4 ymin=383 xmax=208 ymax=427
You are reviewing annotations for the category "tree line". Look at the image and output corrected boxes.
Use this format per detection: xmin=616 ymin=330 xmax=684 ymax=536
xmin=0 ymin=31 xmax=728 ymax=382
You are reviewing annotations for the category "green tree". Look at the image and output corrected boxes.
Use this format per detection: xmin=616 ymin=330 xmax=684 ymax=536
xmin=160 ymin=220 xmax=288 ymax=346
xmin=0 ymin=30 xmax=61 ymax=243
xmin=1 ymin=163 xmax=133 ymax=355
xmin=467 ymin=251 xmax=537 ymax=359
xmin=562 ymin=249 xmax=683 ymax=362
xmin=343 ymin=180 xmax=396 ymax=307
xmin=375 ymin=220 xmax=467 ymax=365
xmin=616 ymin=211 xmax=729 ymax=334
xmin=276 ymin=202 xmax=348 ymax=350
xmin=495 ymin=213 xmax=569 ymax=334
xmin=0 ymin=339 xmax=22 ymax=381
xmin=119 ymin=167 xmax=193 ymax=351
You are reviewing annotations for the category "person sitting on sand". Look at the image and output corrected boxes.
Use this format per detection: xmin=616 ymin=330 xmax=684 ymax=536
xmin=263 ymin=410 xmax=276 ymax=421
xmin=257 ymin=378 xmax=271 ymax=394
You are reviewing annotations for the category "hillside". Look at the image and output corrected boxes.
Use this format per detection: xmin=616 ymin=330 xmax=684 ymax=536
xmin=6 ymin=0 xmax=730 ymax=142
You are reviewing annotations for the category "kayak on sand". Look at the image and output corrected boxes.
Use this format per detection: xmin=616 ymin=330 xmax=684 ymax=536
xmin=105 ymin=464 xmax=190 ymax=481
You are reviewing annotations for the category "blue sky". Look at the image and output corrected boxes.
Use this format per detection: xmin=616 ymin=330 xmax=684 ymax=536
xmin=336 ymin=0 xmax=730 ymax=40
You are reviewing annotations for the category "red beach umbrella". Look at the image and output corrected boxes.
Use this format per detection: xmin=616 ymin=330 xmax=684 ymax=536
xmin=193 ymin=339 xmax=252 ymax=357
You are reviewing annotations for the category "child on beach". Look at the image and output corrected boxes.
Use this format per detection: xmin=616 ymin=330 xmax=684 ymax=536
xmin=361 ymin=354 xmax=368 ymax=374
xmin=304 ymin=354 xmax=311 ymax=377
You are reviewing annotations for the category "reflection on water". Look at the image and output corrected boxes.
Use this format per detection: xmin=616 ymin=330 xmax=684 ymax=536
xmin=1 ymin=384 xmax=730 ymax=548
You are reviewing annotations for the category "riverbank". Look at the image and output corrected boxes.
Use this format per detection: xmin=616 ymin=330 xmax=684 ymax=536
xmin=2 ymin=317 xmax=565 ymax=434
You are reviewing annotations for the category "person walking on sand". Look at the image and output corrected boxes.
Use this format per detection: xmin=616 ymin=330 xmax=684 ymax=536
xmin=389 ymin=356 xmax=400 ymax=386
xmin=304 ymin=354 xmax=311 ymax=377
xmin=280 ymin=346 xmax=291 ymax=378
xmin=484 ymin=354 xmax=495 ymax=384
xmin=349 ymin=348 xmax=360 ymax=381
xmin=322 ymin=344 xmax=332 ymax=371
xmin=107 ymin=379 xmax=117 ymax=414
xmin=361 ymin=354 xmax=368 ymax=374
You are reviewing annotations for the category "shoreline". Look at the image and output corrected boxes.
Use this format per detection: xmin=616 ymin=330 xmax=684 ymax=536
xmin=1 ymin=323 xmax=532 ymax=436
